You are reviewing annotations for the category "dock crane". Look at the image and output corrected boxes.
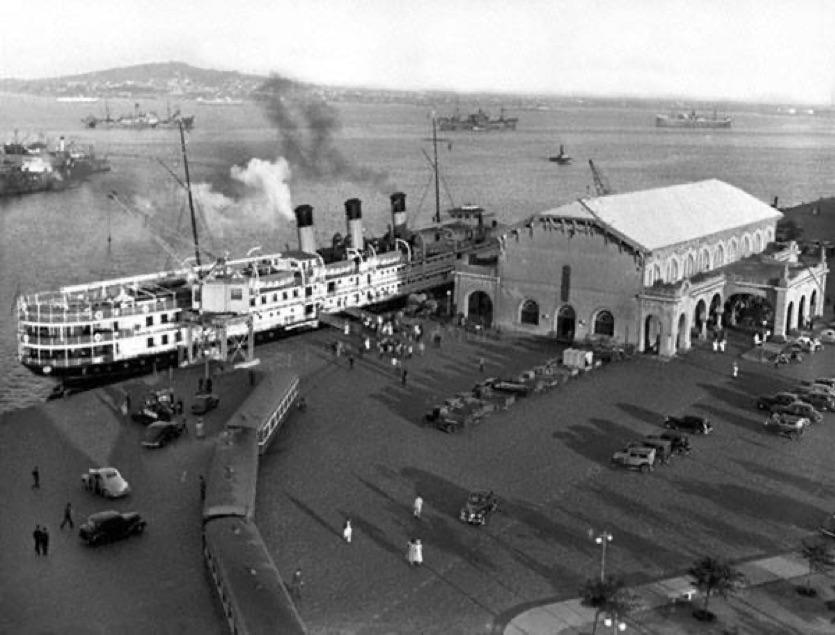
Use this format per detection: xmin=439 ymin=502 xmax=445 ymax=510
xmin=588 ymin=159 xmax=613 ymax=196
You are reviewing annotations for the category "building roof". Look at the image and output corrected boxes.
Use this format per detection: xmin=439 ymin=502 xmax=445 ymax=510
xmin=538 ymin=179 xmax=782 ymax=253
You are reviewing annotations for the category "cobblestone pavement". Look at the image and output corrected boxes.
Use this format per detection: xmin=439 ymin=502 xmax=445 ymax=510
xmin=4 ymin=318 xmax=835 ymax=634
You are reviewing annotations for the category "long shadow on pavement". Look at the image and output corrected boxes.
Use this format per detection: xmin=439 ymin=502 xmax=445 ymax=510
xmin=553 ymin=418 xmax=646 ymax=464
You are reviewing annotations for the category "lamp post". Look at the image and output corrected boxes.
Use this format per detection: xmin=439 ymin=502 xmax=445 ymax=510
xmin=593 ymin=530 xmax=613 ymax=581
xmin=446 ymin=290 xmax=452 ymax=317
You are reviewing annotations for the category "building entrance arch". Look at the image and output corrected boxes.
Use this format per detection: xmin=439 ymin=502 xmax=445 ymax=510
xmin=644 ymin=314 xmax=662 ymax=354
xmin=676 ymin=313 xmax=687 ymax=352
xmin=798 ymin=295 xmax=807 ymax=330
xmin=467 ymin=291 xmax=493 ymax=329
xmin=786 ymin=301 xmax=794 ymax=332
xmin=811 ymin=290 xmax=818 ymax=321
xmin=693 ymin=299 xmax=707 ymax=337
xmin=556 ymin=305 xmax=576 ymax=342
xmin=709 ymin=293 xmax=723 ymax=327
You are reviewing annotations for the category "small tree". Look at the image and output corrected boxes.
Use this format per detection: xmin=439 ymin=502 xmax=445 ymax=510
xmin=688 ymin=556 xmax=746 ymax=621
xmin=580 ymin=576 xmax=639 ymax=635
xmin=799 ymin=540 xmax=835 ymax=596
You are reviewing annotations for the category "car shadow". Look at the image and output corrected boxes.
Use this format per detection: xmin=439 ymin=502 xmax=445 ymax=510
xmin=553 ymin=417 xmax=646 ymax=464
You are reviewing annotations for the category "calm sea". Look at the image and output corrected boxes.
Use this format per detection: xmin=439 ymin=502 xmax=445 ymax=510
xmin=1 ymin=94 xmax=833 ymax=413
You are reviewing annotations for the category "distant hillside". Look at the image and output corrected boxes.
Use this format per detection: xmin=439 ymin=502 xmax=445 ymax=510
xmin=0 ymin=61 xmax=268 ymax=100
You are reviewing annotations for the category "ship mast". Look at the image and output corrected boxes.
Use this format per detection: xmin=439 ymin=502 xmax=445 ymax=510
xmin=432 ymin=114 xmax=441 ymax=224
xmin=178 ymin=120 xmax=201 ymax=268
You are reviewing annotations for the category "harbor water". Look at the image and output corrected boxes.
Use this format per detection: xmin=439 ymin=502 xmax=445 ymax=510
xmin=1 ymin=94 xmax=833 ymax=413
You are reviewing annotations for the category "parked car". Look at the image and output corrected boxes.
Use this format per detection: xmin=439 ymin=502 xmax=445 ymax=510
xmin=141 ymin=420 xmax=186 ymax=448
xmin=81 ymin=467 xmax=130 ymax=498
xmin=756 ymin=392 xmax=800 ymax=411
xmin=793 ymin=336 xmax=822 ymax=352
xmin=191 ymin=393 xmax=219 ymax=415
xmin=459 ymin=490 xmax=498 ymax=525
xmin=772 ymin=401 xmax=823 ymax=424
xmin=611 ymin=446 xmax=656 ymax=472
xmin=763 ymin=412 xmax=808 ymax=439
xmin=131 ymin=392 xmax=174 ymax=425
xmin=819 ymin=329 xmax=835 ymax=344
xmin=791 ymin=389 xmax=835 ymax=412
xmin=664 ymin=415 xmax=713 ymax=435
xmin=424 ymin=405 xmax=469 ymax=433
xmin=650 ymin=431 xmax=691 ymax=456
xmin=79 ymin=510 xmax=146 ymax=546
xmin=811 ymin=377 xmax=835 ymax=390
xmin=632 ymin=437 xmax=672 ymax=464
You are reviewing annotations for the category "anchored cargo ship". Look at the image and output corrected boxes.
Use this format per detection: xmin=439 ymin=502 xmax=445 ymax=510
xmin=655 ymin=109 xmax=732 ymax=129
xmin=437 ymin=108 xmax=518 ymax=131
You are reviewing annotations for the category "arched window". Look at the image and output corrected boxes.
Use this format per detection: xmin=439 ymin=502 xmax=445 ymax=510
xmin=520 ymin=299 xmax=540 ymax=325
xmin=701 ymin=248 xmax=711 ymax=271
xmin=685 ymin=253 xmax=696 ymax=278
xmin=766 ymin=226 xmax=774 ymax=242
xmin=594 ymin=310 xmax=615 ymax=336
xmin=714 ymin=244 xmax=725 ymax=267
xmin=669 ymin=258 xmax=679 ymax=281
xmin=742 ymin=235 xmax=751 ymax=256
xmin=729 ymin=239 xmax=738 ymax=261
xmin=754 ymin=232 xmax=762 ymax=252
xmin=652 ymin=264 xmax=662 ymax=285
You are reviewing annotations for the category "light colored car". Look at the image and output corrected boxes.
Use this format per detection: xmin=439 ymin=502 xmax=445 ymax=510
xmin=764 ymin=413 xmax=808 ymax=439
xmin=819 ymin=329 xmax=835 ymax=344
xmin=81 ymin=467 xmax=131 ymax=498
xmin=793 ymin=336 xmax=823 ymax=352
xmin=611 ymin=446 xmax=655 ymax=472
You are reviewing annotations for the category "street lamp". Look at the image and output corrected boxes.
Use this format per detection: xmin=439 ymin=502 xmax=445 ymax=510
xmin=446 ymin=289 xmax=452 ymax=316
xmin=592 ymin=530 xmax=613 ymax=581
xmin=603 ymin=615 xmax=626 ymax=633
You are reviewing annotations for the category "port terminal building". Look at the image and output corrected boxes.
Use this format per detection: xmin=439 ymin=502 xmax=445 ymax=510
xmin=454 ymin=179 xmax=828 ymax=357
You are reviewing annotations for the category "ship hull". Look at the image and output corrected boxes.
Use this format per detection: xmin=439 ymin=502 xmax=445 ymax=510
xmin=655 ymin=114 xmax=732 ymax=129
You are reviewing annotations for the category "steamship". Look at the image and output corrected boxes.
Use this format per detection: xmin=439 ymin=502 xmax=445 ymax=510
xmin=16 ymin=193 xmax=497 ymax=384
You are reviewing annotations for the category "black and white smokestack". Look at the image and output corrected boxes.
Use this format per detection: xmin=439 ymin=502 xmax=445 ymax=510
xmin=390 ymin=192 xmax=407 ymax=238
xmin=345 ymin=198 xmax=363 ymax=250
xmin=294 ymin=204 xmax=317 ymax=254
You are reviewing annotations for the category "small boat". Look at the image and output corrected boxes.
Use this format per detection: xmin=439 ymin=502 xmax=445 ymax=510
xmin=548 ymin=144 xmax=572 ymax=165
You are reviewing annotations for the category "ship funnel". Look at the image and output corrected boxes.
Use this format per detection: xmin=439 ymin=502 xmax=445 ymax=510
xmin=345 ymin=198 xmax=363 ymax=250
xmin=294 ymin=204 xmax=317 ymax=254
xmin=390 ymin=192 xmax=407 ymax=238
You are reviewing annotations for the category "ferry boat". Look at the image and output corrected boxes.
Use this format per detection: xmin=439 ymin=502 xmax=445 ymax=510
xmin=16 ymin=194 xmax=495 ymax=384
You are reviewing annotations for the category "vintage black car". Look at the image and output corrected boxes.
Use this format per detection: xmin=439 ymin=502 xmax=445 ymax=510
xmin=664 ymin=414 xmax=713 ymax=435
xmin=756 ymin=392 xmax=800 ymax=411
xmin=131 ymin=393 xmax=174 ymax=425
xmin=79 ymin=510 xmax=146 ymax=546
xmin=459 ymin=490 xmax=498 ymax=525
xmin=141 ymin=420 xmax=186 ymax=449
xmin=191 ymin=393 xmax=219 ymax=415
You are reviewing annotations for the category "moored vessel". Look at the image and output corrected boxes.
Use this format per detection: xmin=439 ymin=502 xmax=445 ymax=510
xmin=655 ymin=109 xmax=732 ymax=129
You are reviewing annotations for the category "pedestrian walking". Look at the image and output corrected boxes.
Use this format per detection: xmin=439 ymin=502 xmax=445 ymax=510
xmin=342 ymin=519 xmax=353 ymax=544
xmin=290 ymin=567 xmax=304 ymax=600
xmin=732 ymin=361 xmax=739 ymax=378
xmin=60 ymin=502 xmax=74 ymax=530
xmin=41 ymin=526 xmax=50 ymax=556
xmin=199 ymin=474 xmax=206 ymax=502
xmin=31 ymin=466 xmax=39 ymax=489
xmin=349 ymin=355 xmax=355 ymax=370
xmin=413 ymin=494 xmax=423 ymax=519
xmin=719 ymin=338 xmax=726 ymax=353
xmin=406 ymin=538 xmax=416 ymax=565
xmin=479 ymin=356 xmax=485 ymax=372
xmin=33 ymin=525 xmax=42 ymax=556
xmin=413 ymin=538 xmax=423 ymax=566
xmin=711 ymin=340 xmax=718 ymax=353
xmin=401 ymin=369 xmax=408 ymax=386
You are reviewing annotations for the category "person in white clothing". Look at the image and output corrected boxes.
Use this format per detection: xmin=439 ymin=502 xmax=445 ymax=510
xmin=413 ymin=539 xmax=423 ymax=566
xmin=413 ymin=495 xmax=423 ymax=519
xmin=342 ymin=519 xmax=352 ymax=544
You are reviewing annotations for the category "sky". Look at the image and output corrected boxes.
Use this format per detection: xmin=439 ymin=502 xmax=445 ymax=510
xmin=2 ymin=0 xmax=834 ymax=104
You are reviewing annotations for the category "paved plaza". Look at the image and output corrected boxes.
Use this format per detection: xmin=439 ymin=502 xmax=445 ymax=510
xmin=4 ymin=318 xmax=835 ymax=633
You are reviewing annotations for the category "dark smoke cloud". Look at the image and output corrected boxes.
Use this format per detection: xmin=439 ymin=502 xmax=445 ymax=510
xmin=255 ymin=75 xmax=393 ymax=191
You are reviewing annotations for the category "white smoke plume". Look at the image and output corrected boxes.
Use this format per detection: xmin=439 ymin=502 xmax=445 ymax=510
xmin=230 ymin=157 xmax=293 ymax=221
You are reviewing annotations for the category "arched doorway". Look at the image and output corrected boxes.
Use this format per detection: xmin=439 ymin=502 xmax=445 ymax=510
xmin=593 ymin=310 xmax=615 ymax=337
xmin=676 ymin=313 xmax=687 ymax=352
xmin=467 ymin=291 xmax=493 ymax=328
xmin=556 ymin=305 xmax=576 ymax=342
xmin=798 ymin=296 xmax=807 ymax=330
xmin=520 ymin=299 xmax=540 ymax=326
xmin=811 ymin=290 xmax=818 ymax=321
xmin=709 ymin=294 xmax=722 ymax=327
xmin=693 ymin=299 xmax=707 ymax=337
xmin=644 ymin=314 xmax=662 ymax=354
xmin=725 ymin=293 xmax=773 ymax=331
xmin=786 ymin=301 xmax=795 ymax=332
